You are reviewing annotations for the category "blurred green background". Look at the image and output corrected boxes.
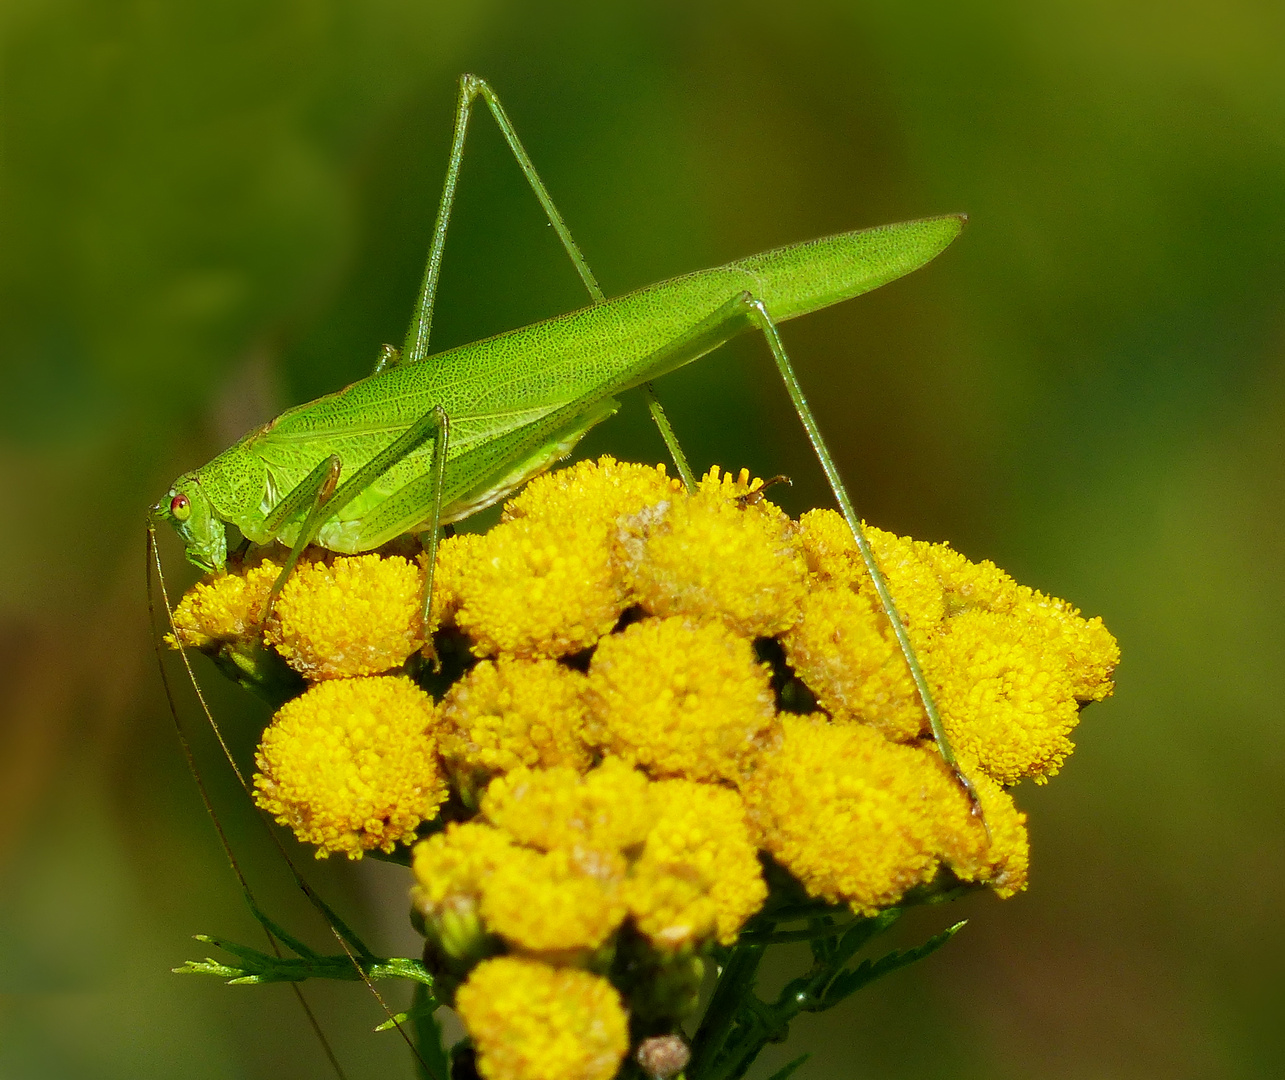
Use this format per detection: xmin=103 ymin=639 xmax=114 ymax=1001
xmin=2 ymin=1 xmax=1282 ymax=1077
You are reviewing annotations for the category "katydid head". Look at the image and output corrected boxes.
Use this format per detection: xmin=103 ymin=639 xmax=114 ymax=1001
xmin=153 ymin=473 xmax=227 ymax=575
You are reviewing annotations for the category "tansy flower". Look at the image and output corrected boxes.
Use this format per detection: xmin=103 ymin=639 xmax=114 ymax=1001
xmin=936 ymin=767 xmax=1030 ymax=897
xmin=438 ymin=658 xmax=594 ymax=802
xmin=416 ymin=764 xmax=763 ymax=963
xmin=501 ymin=455 xmax=682 ymax=528
xmin=1010 ymin=588 xmax=1119 ymax=702
xmin=437 ymin=517 xmax=623 ymax=658
xmin=412 ymin=821 xmax=517 ymax=918
xmin=928 ymin=609 xmax=1080 ymax=784
xmin=797 ymin=511 xmax=946 ymax=639
xmin=167 ymin=555 xmax=284 ymax=648
xmin=253 ymin=675 xmax=446 ymax=858
xmin=437 ymin=458 xmax=680 ymax=658
xmin=619 ymin=466 xmax=808 ymax=638
xmin=626 ymin=780 xmax=766 ymax=947
xmin=264 ymin=553 xmax=427 ymax=678
xmin=743 ymin=715 xmax=958 ymax=915
xmin=410 ymin=821 xmax=515 ymax=964
xmin=919 ymin=541 xmax=1119 ymax=702
xmin=479 ymin=845 xmax=626 ymax=956
xmin=455 ymin=956 xmax=629 ymax=1080
xmin=586 ymin=617 xmax=778 ymax=783
xmin=480 ymin=758 xmax=654 ymax=860
xmin=782 ymin=587 xmax=925 ymax=742
xmin=918 ymin=538 xmax=1026 ymax=615
xmin=860 ymin=525 xmax=950 ymax=638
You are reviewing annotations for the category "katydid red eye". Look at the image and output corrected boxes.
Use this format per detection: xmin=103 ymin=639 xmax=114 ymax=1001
xmin=170 ymin=493 xmax=191 ymax=521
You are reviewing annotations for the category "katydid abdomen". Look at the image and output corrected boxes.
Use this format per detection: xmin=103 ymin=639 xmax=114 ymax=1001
xmin=183 ymin=214 xmax=963 ymax=564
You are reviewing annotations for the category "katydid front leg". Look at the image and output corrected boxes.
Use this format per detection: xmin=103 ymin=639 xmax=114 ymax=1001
xmin=259 ymin=404 xmax=451 ymax=630
xmin=260 ymin=453 xmax=341 ymax=622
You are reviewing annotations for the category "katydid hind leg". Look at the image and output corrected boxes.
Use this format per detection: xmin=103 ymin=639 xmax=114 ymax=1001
xmin=614 ymin=287 xmax=979 ymax=814
xmin=400 ymin=75 xmax=698 ymax=487
xmin=461 ymin=81 xmax=699 ymax=487
xmin=403 ymin=73 xmax=604 ymax=366
xmin=737 ymin=294 xmax=983 ymax=818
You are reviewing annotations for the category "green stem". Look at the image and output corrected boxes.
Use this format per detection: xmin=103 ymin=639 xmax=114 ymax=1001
xmin=687 ymin=943 xmax=766 ymax=1079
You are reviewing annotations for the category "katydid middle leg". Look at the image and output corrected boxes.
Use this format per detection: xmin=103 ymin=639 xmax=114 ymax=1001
xmin=399 ymin=73 xmax=696 ymax=488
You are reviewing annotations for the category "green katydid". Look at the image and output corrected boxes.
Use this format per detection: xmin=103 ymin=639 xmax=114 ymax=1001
xmin=143 ymin=72 xmax=978 ymax=1073
xmin=150 ymin=74 xmax=972 ymax=797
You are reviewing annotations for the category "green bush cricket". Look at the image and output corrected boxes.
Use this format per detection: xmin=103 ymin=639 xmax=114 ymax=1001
xmin=146 ymin=73 xmax=975 ymax=1067
xmin=150 ymin=74 xmax=968 ymax=783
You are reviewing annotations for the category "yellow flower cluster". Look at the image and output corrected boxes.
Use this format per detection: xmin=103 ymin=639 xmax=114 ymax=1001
xmin=789 ymin=511 xmax=1119 ymax=783
xmin=586 ymin=616 xmax=776 ymax=783
xmin=435 ymin=458 xmax=682 ymax=657
xmin=168 ymin=553 xmax=283 ymax=648
xmin=743 ymin=716 xmax=1028 ymax=915
xmin=168 ymin=454 xmax=1117 ymax=1078
xmin=438 ymin=658 xmax=593 ymax=804
xmin=264 ymin=553 xmax=426 ymax=678
xmin=619 ymin=467 xmax=808 ymax=637
xmin=170 ymin=551 xmax=451 ymax=859
xmin=411 ymin=759 xmax=765 ymax=960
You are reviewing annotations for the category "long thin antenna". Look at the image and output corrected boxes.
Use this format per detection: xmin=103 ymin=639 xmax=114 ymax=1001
xmin=147 ymin=525 xmax=433 ymax=1072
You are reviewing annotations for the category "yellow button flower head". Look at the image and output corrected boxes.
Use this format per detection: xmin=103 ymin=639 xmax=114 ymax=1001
xmin=481 ymin=758 xmax=654 ymax=860
xmin=411 ymin=821 xmax=515 ymax=963
xmin=919 ymin=539 xmax=1025 ymax=615
xmin=439 ymin=458 xmax=680 ymax=658
xmin=782 ymin=587 xmax=925 ymax=742
xmin=620 ymin=466 xmax=808 ymax=638
xmin=480 ymin=845 xmax=627 ymax=955
xmin=456 ymin=956 xmax=629 ymax=1080
xmin=502 ymin=455 xmax=682 ymax=527
xmin=797 ymin=512 xmax=946 ymax=638
xmin=440 ymin=517 xmax=621 ymax=658
xmin=167 ymin=555 xmax=284 ymax=648
xmin=743 ymin=716 xmax=954 ymax=915
xmin=929 ymin=609 xmax=1080 ymax=785
xmin=587 ymin=617 xmax=778 ymax=783
xmin=439 ymin=658 xmax=593 ymax=800
xmin=860 ymin=525 xmax=949 ymax=636
xmin=1011 ymin=588 xmax=1119 ymax=702
xmin=412 ymin=821 xmax=516 ymax=917
xmin=918 ymin=539 xmax=1119 ymax=702
xmin=626 ymin=780 xmax=766 ymax=947
xmin=264 ymin=553 xmax=427 ymax=678
xmin=253 ymin=674 xmax=446 ymax=858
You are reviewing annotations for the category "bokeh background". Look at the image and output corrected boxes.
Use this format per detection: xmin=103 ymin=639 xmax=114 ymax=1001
xmin=2 ymin=2 xmax=1283 ymax=1077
